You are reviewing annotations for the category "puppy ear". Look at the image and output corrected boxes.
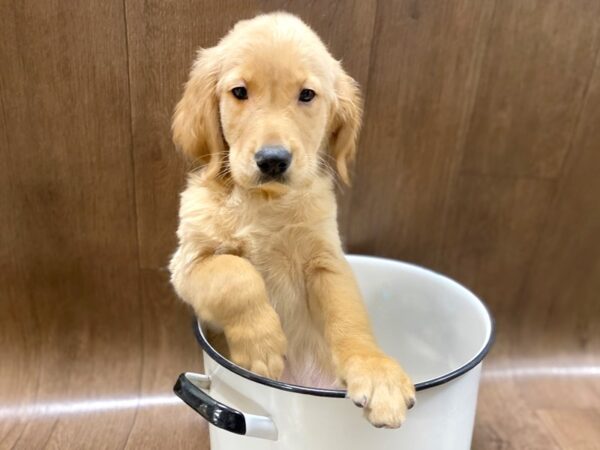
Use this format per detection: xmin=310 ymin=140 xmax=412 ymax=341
xmin=329 ymin=69 xmax=363 ymax=185
xmin=172 ymin=47 xmax=225 ymax=179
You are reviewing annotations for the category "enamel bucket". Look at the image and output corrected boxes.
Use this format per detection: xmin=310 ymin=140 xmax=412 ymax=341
xmin=174 ymin=255 xmax=494 ymax=450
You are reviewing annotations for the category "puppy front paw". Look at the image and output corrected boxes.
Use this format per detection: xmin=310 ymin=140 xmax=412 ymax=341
xmin=225 ymin=305 xmax=287 ymax=380
xmin=344 ymin=354 xmax=415 ymax=428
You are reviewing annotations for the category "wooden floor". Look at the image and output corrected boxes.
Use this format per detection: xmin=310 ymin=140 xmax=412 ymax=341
xmin=1 ymin=271 xmax=598 ymax=450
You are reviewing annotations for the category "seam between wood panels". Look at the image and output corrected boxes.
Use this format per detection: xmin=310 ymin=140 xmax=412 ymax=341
xmin=338 ymin=0 xmax=379 ymax=243
xmin=0 ymin=80 xmax=10 ymax=155
xmin=360 ymin=0 xmax=380 ymax=143
xmin=342 ymin=0 xmax=380 ymax=243
xmin=121 ymin=0 xmax=143 ymax=271
xmin=120 ymin=0 xmax=145 ymax=446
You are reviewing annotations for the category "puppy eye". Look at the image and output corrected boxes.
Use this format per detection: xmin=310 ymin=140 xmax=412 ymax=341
xmin=231 ymin=86 xmax=248 ymax=100
xmin=298 ymin=88 xmax=316 ymax=103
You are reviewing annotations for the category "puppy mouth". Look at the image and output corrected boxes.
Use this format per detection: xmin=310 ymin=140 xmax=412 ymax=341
xmin=250 ymin=174 xmax=291 ymax=197
xmin=258 ymin=174 xmax=288 ymax=185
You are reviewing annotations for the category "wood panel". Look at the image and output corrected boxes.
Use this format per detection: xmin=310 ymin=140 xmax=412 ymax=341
xmin=474 ymin=370 xmax=600 ymax=450
xmin=537 ymin=409 xmax=600 ymax=449
xmin=0 ymin=0 xmax=141 ymax=447
xmin=460 ymin=0 xmax=600 ymax=178
xmin=473 ymin=378 xmax=562 ymax=450
xmin=442 ymin=9 xmax=600 ymax=448
xmin=516 ymin=51 xmax=600 ymax=356
xmin=125 ymin=0 xmax=377 ymax=269
xmin=439 ymin=175 xmax=556 ymax=319
xmin=2 ymin=0 xmax=600 ymax=449
xmin=121 ymin=270 xmax=207 ymax=449
xmin=345 ymin=0 xmax=496 ymax=265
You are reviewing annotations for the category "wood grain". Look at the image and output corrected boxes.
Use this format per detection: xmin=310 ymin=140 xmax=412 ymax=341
xmin=2 ymin=0 xmax=600 ymax=449
xmin=121 ymin=269 xmax=207 ymax=449
xmin=345 ymin=0 xmax=496 ymax=265
xmin=0 ymin=0 xmax=140 ymax=447
xmin=537 ymin=409 xmax=600 ymax=450
xmin=461 ymin=0 xmax=600 ymax=178
xmin=516 ymin=49 xmax=600 ymax=356
xmin=473 ymin=378 xmax=562 ymax=450
xmin=439 ymin=175 xmax=556 ymax=320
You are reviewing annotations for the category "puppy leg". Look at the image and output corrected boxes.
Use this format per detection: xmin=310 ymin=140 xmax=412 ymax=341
xmin=173 ymin=254 xmax=287 ymax=379
xmin=306 ymin=252 xmax=415 ymax=428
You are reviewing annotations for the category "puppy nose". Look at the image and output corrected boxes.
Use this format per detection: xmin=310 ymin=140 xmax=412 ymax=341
xmin=254 ymin=146 xmax=292 ymax=177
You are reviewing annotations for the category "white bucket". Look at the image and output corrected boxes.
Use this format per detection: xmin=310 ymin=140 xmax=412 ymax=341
xmin=175 ymin=255 xmax=494 ymax=450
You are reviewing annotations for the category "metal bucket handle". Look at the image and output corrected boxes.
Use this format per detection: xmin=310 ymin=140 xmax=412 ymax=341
xmin=174 ymin=372 xmax=278 ymax=441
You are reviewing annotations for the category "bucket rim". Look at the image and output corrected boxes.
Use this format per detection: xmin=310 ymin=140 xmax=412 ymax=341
xmin=193 ymin=255 xmax=496 ymax=397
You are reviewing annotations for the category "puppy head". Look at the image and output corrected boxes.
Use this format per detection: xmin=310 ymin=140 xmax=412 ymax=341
xmin=172 ymin=12 xmax=362 ymax=192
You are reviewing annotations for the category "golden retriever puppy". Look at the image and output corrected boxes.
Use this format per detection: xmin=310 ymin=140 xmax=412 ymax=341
xmin=169 ymin=12 xmax=415 ymax=428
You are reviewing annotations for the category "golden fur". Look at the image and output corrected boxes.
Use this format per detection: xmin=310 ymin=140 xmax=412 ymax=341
xmin=169 ymin=12 xmax=415 ymax=428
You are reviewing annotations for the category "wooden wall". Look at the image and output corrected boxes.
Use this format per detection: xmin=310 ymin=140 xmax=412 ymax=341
xmin=1 ymin=1 xmax=599 ymax=448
